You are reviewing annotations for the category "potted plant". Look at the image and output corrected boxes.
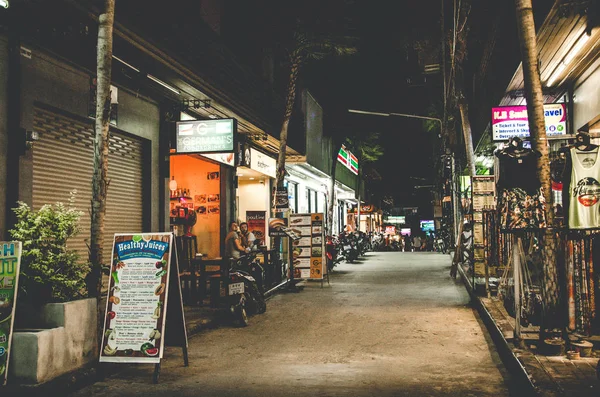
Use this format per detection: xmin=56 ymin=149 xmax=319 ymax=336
xmin=9 ymin=191 xmax=89 ymax=309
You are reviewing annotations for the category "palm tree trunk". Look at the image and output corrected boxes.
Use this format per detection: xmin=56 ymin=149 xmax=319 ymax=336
xmin=515 ymin=0 xmax=560 ymax=338
xmin=89 ymin=0 xmax=115 ymax=299
xmin=328 ymin=148 xmax=339 ymax=235
xmin=273 ymin=57 xmax=300 ymax=214
xmin=457 ymin=100 xmax=476 ymax=176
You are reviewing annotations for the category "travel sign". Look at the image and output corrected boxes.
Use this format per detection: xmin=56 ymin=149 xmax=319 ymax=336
xmin=491 ymin=103 xmax=567 ymax=141
xmin=175 ymin=119 xmax=236 ymax=154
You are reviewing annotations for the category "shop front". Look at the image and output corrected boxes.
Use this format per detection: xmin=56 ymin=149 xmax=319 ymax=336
xmin=170 ymin=116 xmax=237 ymax=262
xmin=236 ymin=145 xmax=276 ymax=248
xmin=347 ymin=204 xmax=382 ymax=233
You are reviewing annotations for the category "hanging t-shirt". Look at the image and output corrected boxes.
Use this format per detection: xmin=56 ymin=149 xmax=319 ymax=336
xmin=496 ymin=149 xmax=541 ymax=195
xmin=568 ymin=147 xmax=600 ymax=229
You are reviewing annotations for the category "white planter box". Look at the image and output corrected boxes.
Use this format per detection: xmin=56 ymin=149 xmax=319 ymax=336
xmin=9 ymin=298 xmax=97 ymax=384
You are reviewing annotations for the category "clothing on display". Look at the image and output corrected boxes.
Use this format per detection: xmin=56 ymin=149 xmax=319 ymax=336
xmin=561 ymin=132 xmax=600 ymax=229
xmin=495 ymin=137 xmax=547 ymax=231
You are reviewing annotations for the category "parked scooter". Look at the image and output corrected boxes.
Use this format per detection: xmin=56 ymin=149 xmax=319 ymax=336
xmin=227 ymin=253 xmax=267 ymax=327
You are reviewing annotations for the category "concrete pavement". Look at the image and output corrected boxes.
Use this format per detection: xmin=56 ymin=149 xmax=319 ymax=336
xmin=67 ymin=251 xmax=515 ymax=397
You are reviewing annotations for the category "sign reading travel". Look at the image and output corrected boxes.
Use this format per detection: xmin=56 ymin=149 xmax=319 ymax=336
xmin=337 ymin=145 xmax=359 ymax=175
xmin=176 ymin=119 xmax=236 ymax=154
xmin=491 ymin=103 xmax=567 ymax=141
xmin=0 ymin=241 xmax=21 ymax=386
xmin=100 ymin=233 xmax=187 ymax=365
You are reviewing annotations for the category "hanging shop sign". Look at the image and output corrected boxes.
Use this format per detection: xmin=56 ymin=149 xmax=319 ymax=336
xmin=100 ymin=233 xmax=188 ymax=381
xmin=175 ymin=119 xmax=236 ymax=154
xmin=268 ymin=218 xmax=288 ymax=237
xmin=337 ymin=145 xmax=359 ymax=175
xmin=275 ymin=187 xmax=289 ymax=209
xmin=246 ymin=211 xmax=266 ymax=246
xmin=0 ymin=241 xmax=22 ymax=386
xmin=202 ymin=152 xmax=235 ymax=167
xmin=289 ymin=213 xmax=325 ymax=280
xmin=384 ymin=215 xmax=405 ymax=224
xmin=385 ymin=226 xmax=396 ymax=235
xmin=491 ymin=103 xmax=567 ymax=141
xmin=348 ymin=205 xmax=375 ymax=214
xmin=249 ymin=148 xmax=276 ymax=178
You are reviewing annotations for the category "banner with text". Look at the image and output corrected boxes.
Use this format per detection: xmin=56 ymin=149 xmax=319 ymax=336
xmin=491 ymin=103 xmax=567 ymax=141
xmin=246 ymin=211 xmax=266 ymax=246
xmin=100 ymin=233 xmax=174 ymax=364
xmin=0 ymin=241 xmax=22 ymax=386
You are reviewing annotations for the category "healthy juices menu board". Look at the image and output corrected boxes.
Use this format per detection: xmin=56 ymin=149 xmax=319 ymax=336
xmin=289 ymin=213 xmax=325 ymax=280
xmin=0 ymin=241 xmax=21 ymax=386
xmin=100 ymin=233 xmax=173 ymax=363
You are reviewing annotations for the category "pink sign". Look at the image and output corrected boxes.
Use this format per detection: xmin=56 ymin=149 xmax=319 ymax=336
xmin=491 ymin=103 xmax=567 ymax=141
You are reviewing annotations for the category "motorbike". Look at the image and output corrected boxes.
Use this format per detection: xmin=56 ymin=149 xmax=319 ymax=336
xmin=227 ymin=253 xmax=267 ymax=327
xmin=339 ymin=232 xmax=359 ymax=263
xmin=326 ymin=235 xmax=345 ymax=272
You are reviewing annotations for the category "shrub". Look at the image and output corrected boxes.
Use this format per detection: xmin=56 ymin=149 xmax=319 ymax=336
xmin=9 ymin=191 xmax=89 ymax=304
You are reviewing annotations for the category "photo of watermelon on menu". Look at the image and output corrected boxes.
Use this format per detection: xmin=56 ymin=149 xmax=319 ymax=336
xmin=100 ymin=233 xmax=173 ymax=363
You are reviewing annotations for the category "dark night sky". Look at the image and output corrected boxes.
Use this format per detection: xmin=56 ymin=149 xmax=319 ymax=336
xmin=298 ymin=0 xmax=445 ymax=208
xmin=224 ymin=0 xmax=453 ymax=209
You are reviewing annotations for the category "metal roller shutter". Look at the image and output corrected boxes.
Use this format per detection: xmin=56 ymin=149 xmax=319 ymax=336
xmin=32 ymin=106 xmax=144 ymax=262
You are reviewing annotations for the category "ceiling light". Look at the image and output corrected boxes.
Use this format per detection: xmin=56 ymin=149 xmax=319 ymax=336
xmin=249 ymin=177 xmax=255 ymax=180
xmin=208 ymin=114 xmax=218 ymax=119
xmin=0 ymin=0 xmax=9 ymax=8
xmin=147 ymin=74 xmax=180 ymax=95
xmin=113 ymin=55 xmax=140 ymax=72
xmin=547 ymin=33 xmax=589 ymax=87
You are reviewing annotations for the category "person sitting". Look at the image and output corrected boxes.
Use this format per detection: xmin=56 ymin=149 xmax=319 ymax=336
xmin=225 ymin=222 xmax=247 ymax=263
xmin=239 ymin=222 xmax=257 ymax=251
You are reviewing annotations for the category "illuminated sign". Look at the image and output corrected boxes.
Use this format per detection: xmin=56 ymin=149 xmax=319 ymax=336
xmin=491 ymin=103 xmax=567 ymax=141
xmin=420 ymin=220 xmax=435 ymax=233
xmin=337 ymin=145 xmax=359 ymax=175
xmin=176 ymin=119 xmax=236 ymax=153
xmin=249 ymin=148 xmax=276 ymax=178
xmin=385 ymin=216 xmax=406 ymax=224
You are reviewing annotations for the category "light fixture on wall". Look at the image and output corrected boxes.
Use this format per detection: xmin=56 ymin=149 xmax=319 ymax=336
xmin=547 ymin=32 xmax=590 ymax=87
xmin=169 ymin=176 xmax=178 ymax=192
xmin=169 ymin=159 xmax=178 ymax=192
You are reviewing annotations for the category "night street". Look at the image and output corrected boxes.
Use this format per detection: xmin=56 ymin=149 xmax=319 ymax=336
xmin=69 ymin=252 xmax=514 ymax=397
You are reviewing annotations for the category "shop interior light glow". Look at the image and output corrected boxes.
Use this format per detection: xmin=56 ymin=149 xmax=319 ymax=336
xmin=547 ymin=33 xmax=590 ymax=87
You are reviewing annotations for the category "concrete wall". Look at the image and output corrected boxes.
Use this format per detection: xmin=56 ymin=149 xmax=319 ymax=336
xmin=17 ymin=46 xmax=161 ymax=231
xmin=9 ymin=298 xmax=97 ymax=384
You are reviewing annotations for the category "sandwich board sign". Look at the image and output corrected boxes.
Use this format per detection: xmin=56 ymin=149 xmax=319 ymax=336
xmin=0 ymin=241 xmax=22 ymax=386
xmin=99 ymin=233 xmax=188 ymax=383
xmin=289 ymin=213 xmax=327 ymax=286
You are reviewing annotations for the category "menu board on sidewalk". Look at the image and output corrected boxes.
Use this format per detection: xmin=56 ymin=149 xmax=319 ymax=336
xmin=246 ymin=211 xmax=266 ymax=246
xmin=100 ymin=233 xmax=187 ymax=365
xmin=0 ymin=241 xmax=22 ymax=386
xmin=289 ymin=213 xmax=325 ymax=280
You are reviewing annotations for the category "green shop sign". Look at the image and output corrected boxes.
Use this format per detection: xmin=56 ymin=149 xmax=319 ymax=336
xmin=0 ymin=241 xmax=22 ymax=386
xmin=337 ymin=145 xmax=359 ymax=175
xmin=175 ymin=119 xmax=236 ymax=154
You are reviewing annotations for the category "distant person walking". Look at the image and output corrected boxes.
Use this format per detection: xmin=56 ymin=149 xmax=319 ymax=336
xmin=413 ymin=235 xmax=421 ymax=252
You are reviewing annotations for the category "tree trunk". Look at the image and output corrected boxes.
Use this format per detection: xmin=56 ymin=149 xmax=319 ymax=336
xmin=457 ymin=100 xmax=476 ymax=176
xmin=515 ymin=0 xmax=560 ymax=337
xmin=328 ymin=148 xmax=339 ymax=235
xmin=273 ymin=57 xmax=300 ymax=214
xmin=89 ymin=0 xmax=115 ymax=299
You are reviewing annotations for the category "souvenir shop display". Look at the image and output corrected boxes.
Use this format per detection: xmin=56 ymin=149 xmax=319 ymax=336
xmin=560 ymin=131 xmax=600 ymax=229
xmin=495 ymin=136 xmax=547 ymax=231
xmin=495 ymin=136 xmax=546 ymax=343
